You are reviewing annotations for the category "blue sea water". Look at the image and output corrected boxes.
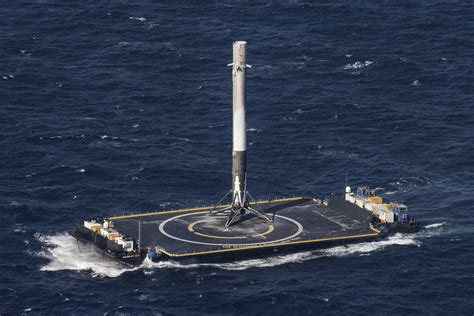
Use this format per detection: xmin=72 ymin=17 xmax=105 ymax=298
xmin=1 ymin=0 xmax=474 ymax=314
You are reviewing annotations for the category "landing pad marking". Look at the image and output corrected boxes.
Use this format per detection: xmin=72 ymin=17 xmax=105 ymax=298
xmin=107 ymin=197 xmax=305 ymax=220
xmin=158 ymin=211 xmax=304 ymax=247
xmin=187 ymin=220 xmax=274 ymax=239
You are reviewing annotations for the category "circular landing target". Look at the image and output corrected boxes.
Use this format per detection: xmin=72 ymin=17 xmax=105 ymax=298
xmin=158 ymin=211 xmax=304 ymax=246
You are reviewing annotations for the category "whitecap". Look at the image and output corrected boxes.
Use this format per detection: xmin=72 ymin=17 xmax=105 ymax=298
xmin=14 ymin=224 xmax=26 ymax=233
xmin=129 ymin=16 xmax=146 ymax=22
xmin=344 ymin=61 xmax=373 ymax=70
xmin=138 ymin=294 xmax=149 ymax=301
xmin=425 ymin=222 xmax=444 ymax=229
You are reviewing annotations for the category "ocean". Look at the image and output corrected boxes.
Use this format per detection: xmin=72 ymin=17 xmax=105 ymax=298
xmin=1 ymin=1 xmax=473 ymax=314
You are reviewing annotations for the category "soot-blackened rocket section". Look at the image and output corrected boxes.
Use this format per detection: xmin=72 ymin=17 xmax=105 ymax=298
xmin=210 ymin=41 xmax=271 ymax=227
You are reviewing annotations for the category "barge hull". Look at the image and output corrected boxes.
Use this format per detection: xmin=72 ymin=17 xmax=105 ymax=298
xmin=73 ymin=197 xmax=382 ymax=264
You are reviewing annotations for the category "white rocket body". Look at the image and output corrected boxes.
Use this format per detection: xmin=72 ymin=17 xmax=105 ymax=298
xmin=231 ymin=41 xmax=248 ymax=207
xmin=232 ymin=41 xmax=247 ymax=153
xmin=211 ymin=41 xmax=271 ymax=227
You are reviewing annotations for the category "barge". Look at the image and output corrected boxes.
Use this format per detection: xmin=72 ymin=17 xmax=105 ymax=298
xmin=73 ymin=190 xmax=419 ymax=265
xmin=72 ymin=41 xmax=419 ymax=265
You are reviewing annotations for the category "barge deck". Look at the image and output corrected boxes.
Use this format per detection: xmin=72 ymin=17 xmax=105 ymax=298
xmin=102 ymin=197 xmax=380 ymax=260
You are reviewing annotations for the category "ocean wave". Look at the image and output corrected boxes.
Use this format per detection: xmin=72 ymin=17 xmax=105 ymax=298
xmin=425 ymin=222 xmax=445 ymax=229
xmin=129 ymin=16 xmax=146 ymax=22
xmin=344 ymin=61 xmax=373 ymax=70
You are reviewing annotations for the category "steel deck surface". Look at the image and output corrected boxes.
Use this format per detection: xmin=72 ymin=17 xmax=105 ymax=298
xmin=108 ymin=197 xmax=379 ymax=257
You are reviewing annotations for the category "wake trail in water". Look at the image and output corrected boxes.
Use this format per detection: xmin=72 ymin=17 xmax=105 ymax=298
xmin=34 ymin=222 xmax=464 ymax=277
xmin=145 ymin=232 xmax=421 ymax=271
xmin=34 ymin=233 xmax=140 ymax=277
xmin=34 ymin=230 xmax=426 ymax=277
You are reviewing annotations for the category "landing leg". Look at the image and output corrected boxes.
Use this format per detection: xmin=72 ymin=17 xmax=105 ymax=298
xmin=209 ymin=190 xmax=232 ymax=215
xmin=224 ymin=204 xmax=271 ymax=227
xmin=225 ymin=207 xmax=244 ymax=227
xmin=210 ymin=191 xmax=272 ymax=227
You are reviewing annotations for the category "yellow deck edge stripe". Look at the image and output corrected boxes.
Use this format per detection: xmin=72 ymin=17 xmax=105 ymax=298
xmin=158 ymin=229 xmax=381 ymax=258
xmin=107 ymin=196 xmax=306 ymax=220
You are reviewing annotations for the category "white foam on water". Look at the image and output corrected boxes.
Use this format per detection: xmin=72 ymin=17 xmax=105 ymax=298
xmin=344 ymin=61 xmax=373 ymax=70
xmin=143 ymin=233 xmax=420 ymax=271
xmin=143 ymin=251 xmax=316 ymax=271
xmin=35 ymin=228 xmax=432 ymax=277
xmin=35 ymin=233 xmax=140 ymax=278
xmin=129 ymin=16 xmax=146 ymax=22
xmin=417 ymin=222 xmax=462 ymax=239
xmin=321 ymin=233 xmax=420 ymax=258
xmin=425 ymin=222 xmax=445 ymax=229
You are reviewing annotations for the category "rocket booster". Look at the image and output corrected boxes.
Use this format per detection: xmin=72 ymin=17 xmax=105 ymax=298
xmin=231 ymin=41 xmax=248 ymax=207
